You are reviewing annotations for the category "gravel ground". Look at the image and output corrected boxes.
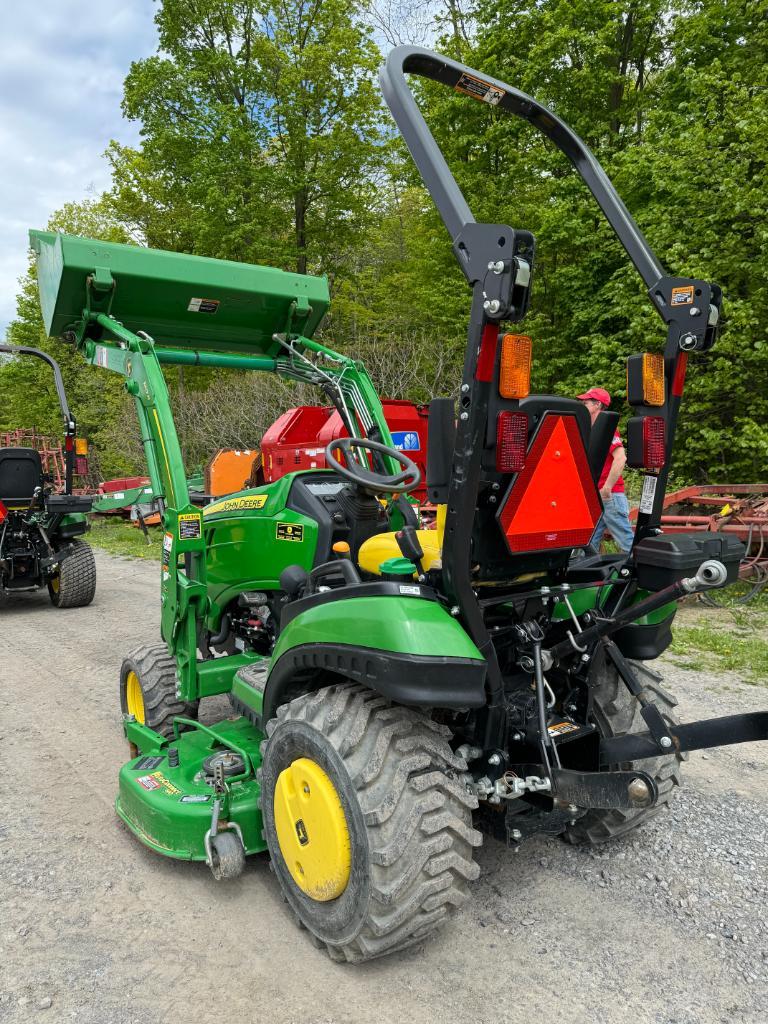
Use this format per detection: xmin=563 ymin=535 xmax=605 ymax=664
xmin=0 ymin=550 xmax=766 ymax=1024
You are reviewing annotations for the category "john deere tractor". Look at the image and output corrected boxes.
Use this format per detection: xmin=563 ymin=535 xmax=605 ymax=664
xmin=0 ymin=344 xmax=95 ymax=606
xmin=29 ymin=48 xmax=765 ymax=963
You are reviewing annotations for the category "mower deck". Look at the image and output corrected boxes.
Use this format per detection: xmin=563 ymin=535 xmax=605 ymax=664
xmin=117 ymin=716 xmax=266 ymax=861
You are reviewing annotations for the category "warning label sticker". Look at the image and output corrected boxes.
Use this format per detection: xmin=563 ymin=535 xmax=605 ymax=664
xmin=203 ymin=494 xmax=268 ymax=516
xmin=548 ymin=721 xmax=580 ymax=737
xmin=137 ymin=772 xmax=181 ymax=796
xmin=132 ymin=756 xmax=164 ymax=772
xmin=671 ymin=285 xmax=695 ymax=306
xmin=455 ymin=72 xmax=505 ymax=105
xmin=187 ymin=297 xmax=220 ymax=314
xmin=178 ymin=513 xmax=201 ymax=540
xmin=276 ymin=522 xmax=304 ymax=542
xmin=639 ymin=475 xmax=658 ymax=514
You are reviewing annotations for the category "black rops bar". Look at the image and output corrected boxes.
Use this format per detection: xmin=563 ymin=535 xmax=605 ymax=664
xmin=0 ymin=343 xmax=78 ymax=493
xmin=379 ymin=47 xmax=722 ymax=540
xmin=380 ymin=47 xmax=664 ymax=288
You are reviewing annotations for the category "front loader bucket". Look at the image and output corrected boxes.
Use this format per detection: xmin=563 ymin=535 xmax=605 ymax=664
xmin=30 ymin=230 xmax=330 ymax=355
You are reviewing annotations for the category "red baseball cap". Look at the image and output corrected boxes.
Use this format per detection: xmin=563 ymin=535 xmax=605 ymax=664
xmin=577 ymin=387 xmax=611 ymax=407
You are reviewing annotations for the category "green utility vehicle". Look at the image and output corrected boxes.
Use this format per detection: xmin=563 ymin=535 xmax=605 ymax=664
xmin=30 ymin=48 xmax=766 ymax=963
xmin=0 ymin=344 xmax=95 ymax=606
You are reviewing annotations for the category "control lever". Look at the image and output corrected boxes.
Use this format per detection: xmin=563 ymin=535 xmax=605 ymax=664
xmin=395 ymin=525 xmax=425 ymax=574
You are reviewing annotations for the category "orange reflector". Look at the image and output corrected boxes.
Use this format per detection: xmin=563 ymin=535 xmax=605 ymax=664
xmin=627 ymin=352 xmax=665 ymax=407
xmin=332 ymin=541 xmax=351 ymax=555
xmin=496 ymin=412 xmax=528 ymax=473
xmin=497 ymin=414 xmax=601 ymax=552
xmin=499 ymin=334 xmax=532 ymax=399
xmin=75 ymin=438 xmax=89 ymax=456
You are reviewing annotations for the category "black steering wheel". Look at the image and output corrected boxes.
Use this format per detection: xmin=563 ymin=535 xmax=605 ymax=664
xmin=324 ymin=437 xmax=421 ymax=494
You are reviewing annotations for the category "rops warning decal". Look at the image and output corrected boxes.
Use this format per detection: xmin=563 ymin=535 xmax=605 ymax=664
xmin=455 ymin=73 xmax=505 ymax=105
xmin=639 ymin=475 xmax=658 ymax=514
xmin=178 ymin=512 xmax=201 ymax=540
xmin=671 ymin=285 xmax=695 ymax=306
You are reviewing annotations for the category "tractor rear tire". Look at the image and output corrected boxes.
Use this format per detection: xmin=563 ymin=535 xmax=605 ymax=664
xmin=259 ymin=682 xmax=481 ymax=963
xmin=563 ymin=660 xmax=684 ymax=846
xmin=48 ymin=540 xmax=96 ymax=608
xmin=119 ymin=644 xmax=196 ymax=739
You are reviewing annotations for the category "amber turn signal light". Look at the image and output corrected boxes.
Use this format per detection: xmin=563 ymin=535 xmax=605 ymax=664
xmin=499 ymin=334 xmax=532 ymax=400
xmin=627 ymin=352 xmax=665 ymax=407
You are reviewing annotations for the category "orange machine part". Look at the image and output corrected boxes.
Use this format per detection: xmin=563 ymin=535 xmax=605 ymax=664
xmin=498 ymin=414 xmax=602 ymax=552
xmin=205 ymin=449 xmax=260 ymax=497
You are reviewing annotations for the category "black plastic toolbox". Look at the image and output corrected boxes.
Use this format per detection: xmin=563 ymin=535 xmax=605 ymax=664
xmin=633 ymin=532 xmax=745 ymax=591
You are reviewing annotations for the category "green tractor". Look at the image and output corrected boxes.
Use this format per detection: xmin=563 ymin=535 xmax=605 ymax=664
xmin=29 ymin=48 xmax=765 ymax=963
xmin=0 ymin=344 xmax=95 ymax=606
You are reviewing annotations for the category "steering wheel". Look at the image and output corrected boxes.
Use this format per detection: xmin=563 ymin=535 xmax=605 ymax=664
xmin=324 ymin=437 xmax=421 ymax=494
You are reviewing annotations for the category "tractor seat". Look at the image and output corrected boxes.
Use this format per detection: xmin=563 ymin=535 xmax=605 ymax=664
xmin=0 ymin=448 xmax=43 ymax=506
xmin=357 ymin=529 xmax=442 ymax=576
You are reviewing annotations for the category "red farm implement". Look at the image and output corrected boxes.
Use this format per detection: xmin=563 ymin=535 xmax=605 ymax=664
xmin=631 ymin=483 xmax=768 ymax=603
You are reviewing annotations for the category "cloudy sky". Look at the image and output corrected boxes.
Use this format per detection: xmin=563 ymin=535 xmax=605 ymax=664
xmin=0 ymin=1 xmax=158 ymax=335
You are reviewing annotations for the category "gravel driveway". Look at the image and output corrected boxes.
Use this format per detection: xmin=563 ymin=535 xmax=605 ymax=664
xmin=0 ymin=550 xmax=765 ymax=1024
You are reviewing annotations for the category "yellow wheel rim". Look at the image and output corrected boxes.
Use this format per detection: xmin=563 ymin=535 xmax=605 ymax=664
xmin=125 ymin=671 xmax=145 ymax=725
xmin=50 ymin=575 xmax=60 ymax=594
xmin=273 ymin=758 xmax=351 ymax=901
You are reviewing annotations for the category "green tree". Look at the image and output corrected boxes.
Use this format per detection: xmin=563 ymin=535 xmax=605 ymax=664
xmin=0 ymin=199 xmax=137 ymax=479
xmin=107 ymin=0 xmax=383 ymax=275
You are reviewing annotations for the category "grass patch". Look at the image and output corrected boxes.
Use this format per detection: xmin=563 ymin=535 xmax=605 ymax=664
xmin=670 ymin=623 xmax=768 ymax=684
xmin=87 ymin=516 xmax=162 ymax=561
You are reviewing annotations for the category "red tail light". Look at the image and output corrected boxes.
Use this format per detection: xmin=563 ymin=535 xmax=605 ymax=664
xmin=0 ymin=500 xmax=7 ymax=524
xmin=627 ymin=415 xmax=667 ymax=469
xmin=643 ymin=417 xmax=666 ymax=467
xmin=65 ymin=436 xmax=74 ymax=452
xmin=496 ymin=412 xmax=528 ymax=473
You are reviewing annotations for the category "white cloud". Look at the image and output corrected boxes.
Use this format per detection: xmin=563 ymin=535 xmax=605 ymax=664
xmin=0 ymin=0 xmax=157 ymax=335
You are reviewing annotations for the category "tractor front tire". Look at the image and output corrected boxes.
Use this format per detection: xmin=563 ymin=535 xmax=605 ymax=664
xmin=563 ymin=660 xmax=684 ymax=846
xmin=260 ymin=682 xmax=481 ymax=963
xmin=48 ymin=540 xmax=96 ymax=608
xmin=119 ymin=644 xmax=196 ymax=739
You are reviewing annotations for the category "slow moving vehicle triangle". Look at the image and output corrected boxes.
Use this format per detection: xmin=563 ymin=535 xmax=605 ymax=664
xmin=498 ymin=414 xmax=602 ymax=552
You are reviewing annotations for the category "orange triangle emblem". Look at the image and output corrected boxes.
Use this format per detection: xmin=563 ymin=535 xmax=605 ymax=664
xmin=498 ymin=414 xmax=602 ymax=552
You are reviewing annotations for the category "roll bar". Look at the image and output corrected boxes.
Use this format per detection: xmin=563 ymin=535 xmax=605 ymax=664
xmin=380 ymin=46 xmax=665 ymax=290
xmin=0 ymin=344 xmax=76 ymax=436
xmin=0 ymin=343 xmax=77 ymax=492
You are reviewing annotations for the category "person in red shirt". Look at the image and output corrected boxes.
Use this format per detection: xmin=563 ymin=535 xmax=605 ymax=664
xmin=577 ymin=387 xmax=635 ymax=552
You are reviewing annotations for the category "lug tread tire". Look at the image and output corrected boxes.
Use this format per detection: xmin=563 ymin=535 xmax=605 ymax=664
xmin=49 ymin=540 xmax=96 ymax=608
xmin=563 ymin=660 xmax=684 ymax=846
xmin=120 ymin=643 xmax=193 ymax=739
xmin=261 ymin=682 xmax=481 ymax=963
